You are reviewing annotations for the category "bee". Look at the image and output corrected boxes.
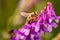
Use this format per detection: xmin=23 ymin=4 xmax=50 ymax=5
xmin=25 ymin=11 xmax=38 ymax=24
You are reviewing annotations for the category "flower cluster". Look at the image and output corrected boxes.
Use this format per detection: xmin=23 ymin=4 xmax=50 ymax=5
xmin=10 ymin=2 xmax=60 ymax=40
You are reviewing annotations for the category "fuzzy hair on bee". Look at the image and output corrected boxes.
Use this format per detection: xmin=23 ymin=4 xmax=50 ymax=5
xmin=25 ymin=11 xmax=38 ymax=24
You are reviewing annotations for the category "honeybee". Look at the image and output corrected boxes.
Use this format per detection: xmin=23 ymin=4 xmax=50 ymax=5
xmin=25 ymin=11 xmax=38 ymax=24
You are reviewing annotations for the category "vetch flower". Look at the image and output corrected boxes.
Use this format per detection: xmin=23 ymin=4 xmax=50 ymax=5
xmin=38 ymin=2 xmax=60 ymax=33
xmin=13 ymin=12 xmax=42 ymax=40
xmin=10 ymin=2 xmax=60 ymax=40
xmin=47 ymin=2 xmax=60 ymax=23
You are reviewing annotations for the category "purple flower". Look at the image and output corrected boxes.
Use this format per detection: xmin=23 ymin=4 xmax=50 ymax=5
xmin=38 ymin=2 xmax=60 ymax=32
xmin=10 ymin=2 xmax=60 ymax=40
xmin=15 ymin=23 xmax=42 ymax=40
xmin=47 ymin=2 xmax=60 ymax=23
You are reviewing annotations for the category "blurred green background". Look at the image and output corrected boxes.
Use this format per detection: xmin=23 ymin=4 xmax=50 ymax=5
xmin=0 ymin=0 xmax=60 ymax=40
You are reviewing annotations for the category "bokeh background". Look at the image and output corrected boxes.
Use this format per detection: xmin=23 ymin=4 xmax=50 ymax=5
xmin=0 ymin=0 xmax=60 ymax=40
